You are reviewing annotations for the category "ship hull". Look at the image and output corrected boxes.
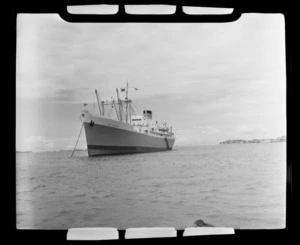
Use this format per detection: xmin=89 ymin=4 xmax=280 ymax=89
xmin=83 ymin=119 xmax=175 ymax=157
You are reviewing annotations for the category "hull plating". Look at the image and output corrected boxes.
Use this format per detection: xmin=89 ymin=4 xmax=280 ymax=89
xmin=83 ymin=122 xmax=175 ymax=156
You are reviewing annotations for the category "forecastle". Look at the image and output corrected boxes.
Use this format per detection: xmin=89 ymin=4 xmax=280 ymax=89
xmin=219 ymin=136 xmax=286 ymax=144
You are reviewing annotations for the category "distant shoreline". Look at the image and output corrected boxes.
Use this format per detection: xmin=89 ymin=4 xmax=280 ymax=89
xmin=219 ymin=136 xmax=286 ymax=144
xmin=16 ymin=140 xmax=287 ymax=154
xmin=16 ymin=149 xmax=87 ymax=154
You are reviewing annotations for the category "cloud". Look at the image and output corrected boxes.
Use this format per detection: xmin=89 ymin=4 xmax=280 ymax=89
xmin=236 ymin=125 xmax=265 ymax=137
xmin=193 ymin=125 xmax=221 ymax=134
xmin=18 ymin=135 xmax=87 ymax=152
xmin=23 ymin=136 xmax=54 ymax=152
xmin=16 ymin=14 xmax=286 ymax=149
xmin=43 ymin=88 xmax=92 ymax=103
xmin=17 ymin=14 xmax=285 ymax=103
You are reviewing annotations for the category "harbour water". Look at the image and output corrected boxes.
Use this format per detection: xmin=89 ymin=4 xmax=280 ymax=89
xmin=16 ymin=143 xmax=286 ymax=230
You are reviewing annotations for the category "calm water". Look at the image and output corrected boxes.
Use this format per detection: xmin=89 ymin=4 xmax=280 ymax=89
xmin=16 ymin=143 xmax=286 ymax=230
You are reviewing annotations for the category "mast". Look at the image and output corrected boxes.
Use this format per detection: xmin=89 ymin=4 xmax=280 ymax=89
xmin=112 ymin=99 xmax=119 ymax=121
xmin=101 ymin=101 xmax=105 ymax=116
xmin=95 ymin=89 xmax=102 ymax=116
xmin=116 ymin=88 xmax=123 ymax=122
xmin=129 ymin=100 xmax=132 ymax=124
xmin=126 ymin=81 xmax=129 ymax=123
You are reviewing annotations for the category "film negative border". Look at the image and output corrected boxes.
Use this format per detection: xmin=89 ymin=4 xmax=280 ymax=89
xmin=11 ymin=1 xmax=294 ymax=244
xmin=66 ymin=227 xmax=237 ymax=240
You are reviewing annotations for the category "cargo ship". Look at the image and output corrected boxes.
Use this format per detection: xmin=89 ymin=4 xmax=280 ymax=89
xmin=80 ymin=83 xmax=175 ymax=156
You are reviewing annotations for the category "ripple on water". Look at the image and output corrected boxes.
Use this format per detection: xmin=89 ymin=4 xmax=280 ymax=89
xmin=102 ymin=193 xmax=115 ymax=198
xmin=73 ymin=201 xmax=84 ymax=205
xmin=73 ymin=193 xmax=86 ymax=198
xmin=57 ymin=210 xmax=72 ymax=216
xmin=16 ymin=143 xmax=286 ymax=229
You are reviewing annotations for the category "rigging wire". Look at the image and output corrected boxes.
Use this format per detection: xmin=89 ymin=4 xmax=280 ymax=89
xmin=131 ymin=102 xmax=140 ymax=115
xmin=131 ymin=106 xmax=137 ymax=117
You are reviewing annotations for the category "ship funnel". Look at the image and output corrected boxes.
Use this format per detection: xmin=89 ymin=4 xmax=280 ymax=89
xmin=143 ymin=110 xmax=152 ymax=120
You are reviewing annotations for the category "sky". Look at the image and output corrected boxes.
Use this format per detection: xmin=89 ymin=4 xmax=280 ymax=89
xmin=16 ymin=12 xmax=286 ymax=152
